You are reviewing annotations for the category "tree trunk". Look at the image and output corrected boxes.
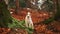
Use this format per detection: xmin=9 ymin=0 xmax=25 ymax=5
xmin=0 ymin=0 xmax=12 ymax=27
xmin=15 ymin=0 xmax=20 ymax=14
xmin=54 ymin=0 xmax=60 ymax=20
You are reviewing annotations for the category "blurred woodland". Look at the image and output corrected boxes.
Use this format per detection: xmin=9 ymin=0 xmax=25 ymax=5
xmin=0 ymin=0 xmax=60 ymax=34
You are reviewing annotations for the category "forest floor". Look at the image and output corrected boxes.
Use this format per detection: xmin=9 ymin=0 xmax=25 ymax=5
xmin=0 ymin=8 xmax=60 ymax=34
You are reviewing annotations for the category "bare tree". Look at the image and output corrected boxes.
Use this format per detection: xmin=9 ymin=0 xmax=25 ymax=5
xmin=54 ymin=0 xmax=60 ymax=20
xmin=15 ymin=0 xmax=20 ymax=14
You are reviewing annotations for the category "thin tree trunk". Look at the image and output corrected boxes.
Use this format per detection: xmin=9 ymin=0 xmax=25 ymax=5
xmin=54 ymin=0 xmax=60 ymax=20
xmin=15 ymin=0 xmax=20 ymax=14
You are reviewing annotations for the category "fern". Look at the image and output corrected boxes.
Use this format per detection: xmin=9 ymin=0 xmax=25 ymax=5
xmin=8 ymin=17 xmax=34 ymax=34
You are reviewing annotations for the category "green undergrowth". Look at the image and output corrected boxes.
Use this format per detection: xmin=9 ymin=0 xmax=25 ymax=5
xmin=8 ymin=17 xmax=34 ymax=34
xmin=43 ymin=17 xmax=54 ymax=24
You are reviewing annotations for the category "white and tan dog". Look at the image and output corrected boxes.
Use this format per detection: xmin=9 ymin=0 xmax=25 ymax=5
xmin=25 ymin=12 xmax=34 ymax=29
